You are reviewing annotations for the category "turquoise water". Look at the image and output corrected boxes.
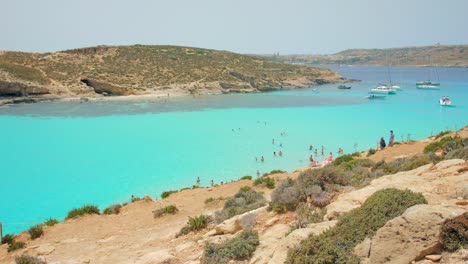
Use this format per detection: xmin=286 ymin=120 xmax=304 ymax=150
xmin=1 ymin=66 xmax=467 ymax=234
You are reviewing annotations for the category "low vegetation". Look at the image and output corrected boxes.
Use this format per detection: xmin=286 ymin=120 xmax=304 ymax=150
xmin=214 ymin=187 xmax=266 ymax=223
xmin=286 ymin=189 xmax=427 ymax=264
xmin=28 ymin=225 xmax=44 ymax=239
xmin=435 ymin=130 xmax=452 ymax=139
xmin=15 ymin=255 xmax=46 ymax=264
xmin=103 ymin=204 xmax=122 ymax=215
xmin=205 ymin=197 xmax=225 ymax=204
xmin=367 ymin=148 xmax=376 ymax=156
xmin=177 ymin=215 xmax=210 ymax=237
xmin=440 ymin=212 xmax=468 ymax=252
xmin=153 ymin=205 xmax=179 ymax=218
xmin=263 ymin=169 xmax=286 ymax=176
xmin=240 ymin=175 xmax=252 ymax=180
xmin=201 ymin=230 xmax=260 ymax=264
xmin=8 ymin=241 xmax=26 ymax=252
xmin=1 ymin=234 xmax=14 ymax=244
xmin=44 ymin=218 xmax=59 ymax=226
xmin=161 ymin=190 xmax=178 ymax=199
xmin=66 ymin=205 xmax=100 ymax=219
xmin=253 ymin=176 xmax=275 ymax=189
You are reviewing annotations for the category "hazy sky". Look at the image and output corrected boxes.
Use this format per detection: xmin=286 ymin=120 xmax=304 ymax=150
xmin=2 ymin=0 xmax=468 ymax=54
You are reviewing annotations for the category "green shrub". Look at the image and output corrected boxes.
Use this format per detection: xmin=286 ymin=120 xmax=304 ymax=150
xmin=240 ymin=175 xmax=252 ymax=180
xmin=269 ymin=179 xmax=300 ymax=213
xmin=44 ymin=218 xmax=59 ymax=226
xmin=215 ymin=187 xmax=266 ymax=223
xmin=205 ymin=197 xmax=215 ymax=204
xmin=332 ymin=154 xmax=354 ymax=166
xmin=1 ymin=234 xmax=14 ymax=244
xmin=286 ymin=188 xmax=427 ymax=264
xmin=440 ymin=212 xmax=467 ymax=252
xmin=254 ymin=177 xmax=275 ymax=189
xmin=15 ymin=255 xmax=46 ymax=264
xmin=263 ymin=169 xmax=286 ymax=176
xmin=28 ymin=225 xmax=43 ymax=240
xmin=201 ymin=230 xmax=259 ymax=264
xmin=8 ymin=241 xmax=26 ymax=252
xmin=367 ymin=148 xmax=376 ymax=156
xmin=153 ymin=205 xmax=179 ymax=218
xmin=295 ymin=202 xmax=326 ymax=227
xmin=445 ymin=146 xmax=468 ymax=160
xmin=66 ymin=205 xmax=100 ymax=219
xmin=161 ymin=190 xmax=178 ymax=199
xmin=177 ymin=215 xmax=209 ymax=237
xmin=205 ymin=197 xmax=224 ymax=204
xmin=103 ymin=204 xmax=122 ymax=215
xmin=435 ymin=130 xmax=451 ymax=139
xmin=424 ymin=136 xmax=461 ymax=153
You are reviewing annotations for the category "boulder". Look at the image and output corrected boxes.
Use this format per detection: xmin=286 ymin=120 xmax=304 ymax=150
xmin=35 ymin=244 xmax=55 ymax=255
xmin=250 ymin=220 xmax=337 ymax=264
xmin=136 ymin=250 xmax=176 ymax=264
xmin=358 ymin=205 xmax=465 ymax=264
xmin=214 ymin=206 xmax=266 ymax=235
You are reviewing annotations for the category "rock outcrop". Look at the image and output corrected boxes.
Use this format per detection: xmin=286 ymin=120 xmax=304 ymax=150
xmin=355 ymin=205 xmax=465 ymax=264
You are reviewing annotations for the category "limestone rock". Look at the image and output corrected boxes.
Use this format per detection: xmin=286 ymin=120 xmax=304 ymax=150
xmin=425 ymin=255 xmax=442 ymax=262
xmin=363 ymin=205 xmax=465 ymax=264
xmin=250 ymin=220 xmax=337 ymax=264
xmin=354 ymin=238 xmax=371 ymax=258
xmin=35 ymin=244 xmax=55 ymax=255
xmin=214 ymin=206 xmax=266 ymax=235
xmin=137 ymin=250 xmax=176 ymax=264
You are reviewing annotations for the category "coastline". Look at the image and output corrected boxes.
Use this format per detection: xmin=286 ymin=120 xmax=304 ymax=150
xmin=0 ymin=127 xmax=466 ymax=263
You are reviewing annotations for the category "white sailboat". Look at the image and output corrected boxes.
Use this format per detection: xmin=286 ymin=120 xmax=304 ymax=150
xmin=439 ymin=96 xmax=453 ymax=106
xmin=370 ymin=84 xmax=397 ymax=94
xmin=417 ymin=56 xmax=441 ymax=89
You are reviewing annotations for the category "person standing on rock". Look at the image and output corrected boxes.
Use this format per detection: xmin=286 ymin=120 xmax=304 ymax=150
xmin=388 ymin=130 xmax=395 ymax=147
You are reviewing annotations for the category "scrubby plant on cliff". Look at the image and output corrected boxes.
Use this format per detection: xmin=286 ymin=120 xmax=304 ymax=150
xmin=66 ymin=205 xmax=100 ymax=219
xmin=262 ymin=169 xmax=286 ymax=176
xmin=153 ymin=205 xmax=178 ymax=218
xmin=28 ymin=225 xmax=44 ymax=239
xmin=286 ymin=188 xmax=427 ymax=264
xmin=424 ymin=136 xmax=463 ymax=154
xmin=240 ymin=175 xmax=252 ymax=180
xmin=1 ymin=234 xmax=14 ymax=244
xmin=253 ymin=176 xmax=275 ymax=189
xmin=103 ymin=204 xmax=122 ymax=215
xmin=214 ymin=187 xmax=266 ymax=223
xmin=201 ymin=230 xmax=260 ymax=264
xmin=15 ymin=255 xmax=46 ymax=264
xmin=177 ymin=214 xmax=210 ymax=237
xmin=8 ymin=241 xmax=26 ymax=252
xmin=161 ymin=190 xmax=178 ymax=199
xmin=440 ymin=212 xmax=468 ymax=252
xmin=44 ymin=218 xmax=59 ymax=226
xmin=269 ymin=178 xmax=300 ymax=213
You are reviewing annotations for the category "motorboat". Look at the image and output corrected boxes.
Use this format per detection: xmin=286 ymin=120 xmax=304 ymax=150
xmin=439 ymin=96 xmax=453 ymax=106
xmin=417 ymin=81 xmax=441 ymax=90
xmin=365 ymin=93 xmax=386 ymax=99
xmin=338 ymin=85 xmax=351 ymax=89
xmin=370 ymin=84 xmax=397 ymax=94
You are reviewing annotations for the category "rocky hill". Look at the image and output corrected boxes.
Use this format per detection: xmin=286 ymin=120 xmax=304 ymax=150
xmin=0 ymin=128 xmax=466 ymax=264
xmin=261 ymin=44 xmax=468 ymax=67
xmin=0 ymin=45 xmax=345 ymax=99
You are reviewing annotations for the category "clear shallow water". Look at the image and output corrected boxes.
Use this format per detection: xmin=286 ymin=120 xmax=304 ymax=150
xmin=1 ymin=66 xmax=467 ymax=234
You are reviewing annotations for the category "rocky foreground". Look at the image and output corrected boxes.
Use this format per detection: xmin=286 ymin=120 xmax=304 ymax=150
xmin=0 ymin=45 xmax=346 ymax=106
xmin=0 ymin=130 xmax=467 ymax=264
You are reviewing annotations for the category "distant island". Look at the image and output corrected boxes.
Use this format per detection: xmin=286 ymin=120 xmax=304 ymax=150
xmin=0 ymin=45 xmax=346 ymax=102
xmin=259 ymin=44 xmax=468 ymax=67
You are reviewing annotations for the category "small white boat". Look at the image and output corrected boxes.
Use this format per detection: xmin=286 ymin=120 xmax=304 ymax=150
xmin=370 ymin=84 xmax=397 ymax=94
xmin=417 ymin=80 xmax=440 ymax=87
xmin=390 ymin=85 xmax=401 ymax=90
xmin=439 ymin=96 xmax=453 ymax=106
xmin=417 ymin=84 xmax=440 ymax=90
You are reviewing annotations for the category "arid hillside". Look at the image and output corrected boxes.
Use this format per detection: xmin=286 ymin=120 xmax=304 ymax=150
xmin=0 ymin=45 xmax=345 ymax=99
xmin=261 ymin=44 xmax=468 ymax=67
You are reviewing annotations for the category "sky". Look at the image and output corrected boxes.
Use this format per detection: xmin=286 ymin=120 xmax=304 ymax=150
xmin=2 ymin=0 xmax=468 ymax=54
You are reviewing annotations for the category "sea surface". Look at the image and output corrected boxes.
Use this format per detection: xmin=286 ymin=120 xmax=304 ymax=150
xmin=1 ymin=66 xmax=467 ymax=234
